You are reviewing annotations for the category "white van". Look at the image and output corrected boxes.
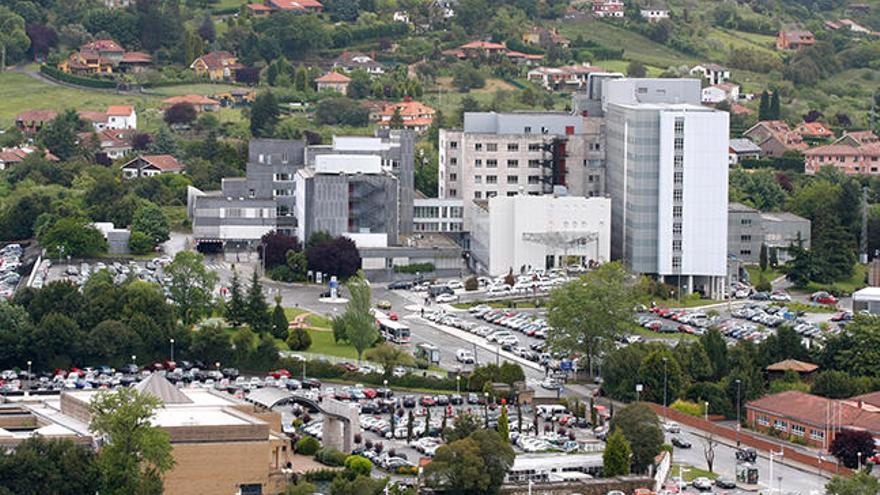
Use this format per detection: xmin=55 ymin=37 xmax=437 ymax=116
xmin=455 ymin=349 xmax=475 ymax=364
xmin=537 ymin=404 xmax=567 ymax=418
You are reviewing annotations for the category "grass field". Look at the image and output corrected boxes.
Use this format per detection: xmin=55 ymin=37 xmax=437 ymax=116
xmin=672 ymin=464 xmax=718 ymax=482
xmin=285 ymin=308 xmax=333 ymax=329
xmin=745 ymin=265 xmax=784 ymax=286
xmin=558 ymin=19 xmax=696 ymax=68
xmin=303 ymin=328 xmax=359 ymax=360
xmin=804 ymin=263 xmax=868 ymax=296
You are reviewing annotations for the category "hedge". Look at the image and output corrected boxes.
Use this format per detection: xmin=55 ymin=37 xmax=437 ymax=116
xmin=740 ymin=156 xmax=804 ymax=172
xmin=296 ymin=436 xmax=321 ymax=455
xmin=315 ymin=447 xmax=348 ymax=467
xmin=40 ymin=65 xmax=117 ymax=89
xmin=210 ymin=6 xmax=240 ymax=15
xmin=393 ymin=262 xmax=435 ymax=274
xmin=303 ymin=469 xmax=341 ymax=482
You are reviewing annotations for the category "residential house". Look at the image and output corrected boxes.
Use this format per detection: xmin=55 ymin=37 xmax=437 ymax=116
xmin=765 ymin=359 xmax=819 ymax=382
xmin=526 ymin=63 xmax=605 ymax=91
xmin=701 ymin=82 xmax=740 ymax=104
xmin=161 ymin=95 xmax=221 ymax=112
xmin=332 ymin=51 xmax=385 ymax=75
xmin=392 ymin=11 xmax=410 ymax=23
xmin=315 ymin=71 xmax=351 ymax=94
xmin=80 ymin=129 xmax=134 ymax=161
xmin=378 ymin=98 xmax=436 ymax=132
xmin=190 ymin=51 xmax=241 ymax=81
xmin=103 ymin=0 xmax=131 ymax=7
xmin=728 ymin=138 xmax=763 ymax=165
xmin=15 ymin=109 xmax=58 ymax=136
xmin=58 ymin=50 xmax=115 ymax=76
xmin=0 ymin=147 xmax=59 ymax=170
xmin=825 ymin=19 xmax=877 ymax=35
xmin=521 ymin=27 xmax=571 ymax=49
xmin=121 ymin=154 xmax=185 ymax=178
xmin=746 ymin=390 xmax=880 ymax=449
xmin=776 ymin=30 xmax=815 ymax=50
xmin=213 ymin=89 xmax=257 ymax=107
xmin=794 ymin=121 xmax=835 ymax=141
xmin=593 ymin=0 xmax=625 ymax=17
xmin=80 ymin=39 xmax=125 ymax=64
xmin=743 ymin=120 xmax=809 ymax=157
xmin=640 ymin=1 xmax=669 ymax=22
xmin=245 ymin=0 xmax=323 ymax=14
xmin=78 ymin=105 xmax=137 ymax=131
xmin=505 ymin=51 xmax=544 ymax=65
xmin=119 ymin=51 xmax=153 ymax=73
xmin=457 ymin=41 xmax=509 ymax=58
xmin=689 ymin=63 xmax=730 ymax=85
xmin=803 ymin=131 xmax=880 ymax=175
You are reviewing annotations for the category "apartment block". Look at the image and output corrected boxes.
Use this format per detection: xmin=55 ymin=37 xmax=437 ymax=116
xmin=728 ymin=202 xmax=811 ymax=264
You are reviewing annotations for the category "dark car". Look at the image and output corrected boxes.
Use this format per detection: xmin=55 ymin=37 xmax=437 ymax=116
xmin=736 ymin=447 xmax=757 ymax=463
xmin=120 ymin=364 xmax=139 ymax=375
xmin=301 ymin=378 xmax=322 ymax=389
xmin=360 ymin=401 xmax=379 ymax=414
xmin=450 ymin=394 xmax=463 ymax=405
xmin=467 ymin=393 xmax=480 ymax=405
xmin=436 ymin=395 xmax=450 ymax=406
xmin=714 ymin=478 xmax=737 ymax=489
xmin=403 ymin=395 xmax=416 ymax=408
xmin=221 ymin=367 xmax=240 ymax=378
xmin=671 ymin=437 xmax=691 ymax=449
xmin=387 ymin=281 xmax=413 ymax=290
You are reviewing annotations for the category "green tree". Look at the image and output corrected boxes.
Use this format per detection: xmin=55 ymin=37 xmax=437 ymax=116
xmin=547 ymin=262 xmax=637 ymax=374
xmin=627 ymin=60 xmax=646 ymax=77
xmin=32 ymin=312 xmax=82 ymax=370
xmin=637 ymin=349 xmax=683 ymax=405
xmin=286 ymin=327 xmax=312 ymax=351
xmin=245 ymin=270 xmax=271 ymax=333
xmin=0 ymin=437 xmax=99 ymax=495
xmin=821 ymin=315 xmax=880 ymax=377
xmin=226 ymin=268 xmax=247 ymax=327
xmin=338 ymin=272 xmax=378 ymax=361
xmin=132 ymin=202 xmax=170 ymax=245
xmin=36 ymin=109 xmax=85 ymax=161
xmin=407 ymin=410 xmax=415 ymax=442
xmin=825 ymin=469 xmax=880 ymax=495
xmin=700 ymin=329 xmax=729 ymax=380
xmin=250 ymin=91 xmax=280 ymax=137
xmin=343 ymin=455 xmax=372 ymax=477
xmin=611 ymin=403 xmax=663 ymax=474
xmin=128 ymin=231 xmax=154 ymax=255
xmin=189 ymin=324 xmax=233 ymax=369
xmin=758 ymin=90 xmax=770 ymax=120
xmin=0 ymin=6 xmax=30 ymax=69
xmin=769 ymin=247 xmax=779 ymax=268
xmin=769 ymin=91 xmax=780 ymax=120
xmin=286 ymin=250 xmax=308 ymax=281
xmin=365 ymin=342 xmax=416 ymax=377
xmin=270 ymin=297 xmax=289 ymax=340
xmin=811 ymin=370 xmax=861 ymax=399
xmin=389 ymin=106 xmax=404 ymax=129
xmin=166 ymin=251 xmax=219 ymax=326
xmin=676 ymin=341 xmax=713 ymax=383
xmin=497 ymin=405 xmax=509 ymax=443
xmin=759 ymin=243 xmax=768 ymax=272
xmin=785 ymin=237 xmax=814 ymax=287
xmin=149 ymin=126 xmax=179 ymax=155
xmin=40 ymin=217 xmax=107 ymax=258
xmin=603 ymin=429 xmax=632 ymax=476
xmin=444 ymin=411 xmax=482 ymax=442
xmin=89 ymin=387 xmax=174 ymax=495
xmin=426 ymin=437 xmax=488 ymax=493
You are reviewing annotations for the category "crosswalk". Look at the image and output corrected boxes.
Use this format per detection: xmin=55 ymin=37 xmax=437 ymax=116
xmin=205 ymin=262 xmax=230 ymax=271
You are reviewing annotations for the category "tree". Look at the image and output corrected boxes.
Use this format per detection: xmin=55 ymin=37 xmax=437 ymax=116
xmin=32 ymin=312 xmax=82 ymax=370
xmin=245 ymin=270 xmax=271 ymax=333
xmin=611 ymin=403 xmax=663 ymax=474
xmin=703 ymin=433 xmax=718 ymax=473
xmin=149 ymin=126 xmax=179 ymax=155
xmin=286 ymin=327 xmax=312 ymax=351
xmin=89 ymin=387 xmax=174 ymax=495
xmin=831 ymin=429 xmax=876 ymax=469
xmin=315 ymin=97 xmax=370 ymax=126
xmin=197 ymin=15 xmax=216 ymax=43
xmin=132 ymin=202 xmax=170 ymax=245
xmin=26 ymin=24 xmax=57 ymax=60
xmin=700 ymin=329 xmax=729 ymax=380
xmin=0 ymin=6 xmax=29 ymax=69
xmin=769 ymin=247 xmax=779 ymax=268
xmin=344 ymin=455 xmax=372 ymax=477
xmin=338 ymin=273 xmax=377 ymax=361
xmin=190 ymin=324 xmax=233 ymax=368
xmin=426 ymin=430 xmax=513 ymax=495
xmin=250 ymin=91 xmax=280 ymax=137
xmin=163 ymin=103 xmax=197 ymax=126
xmin=637 ymin=349 xmax=683 ymax=405
xmin=452 ymin=64 xmax=485 ymax=92
xmin=0 ymin=437 xmax=99 ymax=495
xmin=39 ymin=217 xmax=107 ymax=258
xmin=286 ymin=250 xmax=308 ymax=281
xmin=811 ymin=370 xmax=860 ymax=399
xmin=37 ymin=109 xmax=85 ymax=161
xmin=444 ymin=411 xmax=482 ymax=442
xmin=759 ymin=243 xmax=768 ymax=272
xmin=389 ymin=107 xmax=404 ymax=129
xmin=497 ymin=405 xmax=509 ymax=443
xmin=166 ymin=251 xmax=219 ymax=326
xmin=407 ymin=410 xmax=415 ymax=442
xmin=261 ymin=231 xmax=302 ymax=269
xmin=128 ymin=231 xmax=154 ymax=255
xmin=603 ymin=429 xmax=632 ymax=476
xmin=825 ymin=470 xmax=880 ymax=495
xmin=547 ymin=262 xmax=637 ymax=375
xmin=627 ymin=60 xmax=646 ymax=77
xmin=365 ymin=342 xmax=416 ymax=376
xmin=769 ymin=91 xmax=781 ymax=120
xmin=271 ymin=297 xmax=289 ymax=340
xmin=758 ymin=90 xmax=770 ymax=120
xmin=305 ymin=235 xmax=362 ymax=279
xmin=226 ymin=268 xmax=247 ymax=327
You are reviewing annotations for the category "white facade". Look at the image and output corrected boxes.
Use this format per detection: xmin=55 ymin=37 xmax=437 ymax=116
xmin=413 ymin=197 xmax=464 ymax=233
xmin=640 ymin=8 xmax=669 ymax=21
xmin=689 ymin=65 xmax=730 ymax=86
xmin=107 ymin=109 xmax=137 ymax=130
xmin=470 ymin=195 xmax=611 ymax=276
xmin=701 ymin=84 xmax=740 ymax=104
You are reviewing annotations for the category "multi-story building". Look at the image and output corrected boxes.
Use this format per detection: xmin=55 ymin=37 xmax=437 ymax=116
xmin=727 ymin=202 xmax=811 ymax=265
xmin=743 ymin=120 xmax=809 ymax=158
xmin=603 ymin=78 xmax=729 ymax=298
xmin=469 ymin=194 xmax=611 ymax=276
xmin=804 ymin=131 xmax=880 ymax=175
xmin=413 ymin=196 xmax=465 ymax=235
xmin=439 ymin=112 xmax=605 ymax=229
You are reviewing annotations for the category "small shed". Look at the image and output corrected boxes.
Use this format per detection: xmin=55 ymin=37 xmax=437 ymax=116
xmin=853 ymin=286 xmax=880 ymax=314
xmin=765 ymin=359 xmax=819 ymax=381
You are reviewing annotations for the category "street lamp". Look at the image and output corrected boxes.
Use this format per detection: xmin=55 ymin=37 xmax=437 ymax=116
xmin=132 ymin=355 xmax=137 ymax=367
xmin=383 ymin=379 xmax=389 ymax=399
xmin=735 ymin=379 xmax=742 ymax=444
xmin=704 ymin=401 xmax=709 ymax=422
xmin=26 ymin=360 xmax=31 ymax=394
xmin=484 ymin=392 xmax=489 ymax=428
xmin=456 ymin=375 xmax=461 ymax=395
xmin=769 ymin=449 xmax=783 ymax=494
xmin=169 ymin=338 xmax=175 ymax=362
xmin=662 ymin=357 xmax=668 ymax=417
xmin=858 ymin=452 xmax=863 ymax=470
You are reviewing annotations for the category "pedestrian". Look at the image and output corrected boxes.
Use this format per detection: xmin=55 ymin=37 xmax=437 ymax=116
xmin=420 ymin=307 xmax=424 ymax=317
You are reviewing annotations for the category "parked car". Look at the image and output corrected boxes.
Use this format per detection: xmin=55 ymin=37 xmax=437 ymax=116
xmin=736 ymin=447 xmax=757 ymax=463
xmin=714 ymin=478 xmax=737 ymax=489
xmin=692 ymin=477 xmax=713 ymax=490
xmin=811 ymin=291 xmax=838 ymax=305
xmin=671 ymin=437 xmax=691 ymax=449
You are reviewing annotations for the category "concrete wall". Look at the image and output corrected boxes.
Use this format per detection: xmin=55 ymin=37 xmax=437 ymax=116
xmin=163 ymin=440 xmax=281 ymax=495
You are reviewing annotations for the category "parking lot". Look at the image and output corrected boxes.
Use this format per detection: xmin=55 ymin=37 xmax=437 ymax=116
xmin=35 ymin=257 xmax=175 ymax=290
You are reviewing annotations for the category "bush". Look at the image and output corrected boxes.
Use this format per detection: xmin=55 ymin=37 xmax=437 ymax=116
xmin=295 ymin=436 xmax=321 ymax=455
xmin=40 ymin=65 xmax=117 ymax=88
xmin=128 ymin=231 xmax=155 ymax=255
xmin=287 ymin=327 xmax=312 ymax=351
xmin=344 ymin=455 xmax=373 ymax=477
xmin=302 ymin=468 xmax=340 ymax=482
xmin=315 ymin=447 xmax=347 ymax=466
xmin=464 ymin=276 xmax=479 ymax=291
xmin=670 ymin=399 xmax=705 ymax=418
xmin=393 ymin=263 xmax=435 ymax=274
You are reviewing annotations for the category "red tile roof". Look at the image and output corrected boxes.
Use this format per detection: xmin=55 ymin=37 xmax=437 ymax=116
xmin=765 ymin=359 xmax=819 ymax=373
xmin=78 ymin=111 xmax=108 ymax=123
xmin=268 ymin=0 xmax=322 ymax=9
xmin=460 ymin=41 xmax=507 ymax=50
xmin=380 ymin=100 xmax=436 ymax=118
xmin=16 ymin=109 xmax=58 ymax=123
xmin=141 ymin=154 xmax=184 ymax=172
xmin=107 ymin=105 xmax=134 ymax=116
xmin=194 ymin=51 xmax=237 ymax=70
xmin=121 ymin=51 xmax=153 ymax=63
xmin=748 ymin=391 xmax=880 ymax=434
xmin=81 ymin=39 xmax=124 ymax=53
xmin=796 ymin=122 xmax=834 ymax=138
xmin=315 ymin=71 xmax=351 ymax=83
xmin=162 ymin=95 xmax=220 ymax=106
xmin=247 ymin=2 xmax=275 ymax=10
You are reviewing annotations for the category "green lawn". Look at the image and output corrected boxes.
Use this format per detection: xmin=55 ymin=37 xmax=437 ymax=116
xmin=707 ymin=28 xmax=779 ymax=58
xmin=284 ymin=308 xmax=333 ymax=329
xmin=558 ymin=19 xmax=696 ymax=68
xmin=595 ymin=59 xmax=665 ymax=77
xmin=147 ymin=83 xmax=244 ymax=97
xmin=804 ymin=263 xmax=868 ymax=296
xmin=303 ymin=328 xmax=359 ymax=360
xmin=745 ymin=265 xmax=784 ymax=286
xmin=672 ymin=464 xmax=718 ymax=482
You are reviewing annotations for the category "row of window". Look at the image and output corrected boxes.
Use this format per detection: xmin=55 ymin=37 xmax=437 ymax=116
xmin=757 ymin=415 xmax=825 ymax=440
xmin=413 ymin=206 xmax=464 ymax=219
xmin=473 ymin=190 xmax=543 ymax=199
xmin=473 ymin=175 xmax=543 ymax=185
xmin=448 ymin=141 xmax=548 ymax=152
xmin=816 ymin=155 xmax=880 ymax=163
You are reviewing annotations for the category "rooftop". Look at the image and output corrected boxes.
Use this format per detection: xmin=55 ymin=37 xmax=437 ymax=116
xmin=765 ymin=359 xmax=819 ymax=373
xmin=315 ymin=71 xmax=351 ymax=83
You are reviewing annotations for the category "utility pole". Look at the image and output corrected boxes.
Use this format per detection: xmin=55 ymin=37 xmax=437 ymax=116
xmin=861 ymin=186 xmax=869 ymax=264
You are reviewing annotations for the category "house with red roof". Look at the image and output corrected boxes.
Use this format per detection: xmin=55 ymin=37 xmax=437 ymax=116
xmin=794 ymin=121 xmax=835 ymax=141
xmin=121 ymin=154 xmax=185 ymax=179
xmin=315 ymin=71 xmax=351 ymax=94
xmin=78 ymin=105 xmax=137 ymax=131
xmin=378 ymin=98 xmax=436 ymax=132
xmin=526 ymin=63 xmax=605 ymax=91
xmin=246 ymin=0 xmax=323 ymax=14
xmin=743 ymin=120 xmax=809 ymax=157
xmin=15 ymin=110 xmax=58 ymax=137
xmin=804 ymin=131 xmax=880 ymax=175
xmin=190 ymin=51 xmax=241 ymax=81
xmin=0 ymin=147 xmax=59 ymax=170
xmin=79 ymin=129 xmax=134 ymax=161
xmin=119 ymin=51 xmax=153 ymax=73
xmin=593 ymin=0 xmax=625 ymax=17
xmin=776 ymin=29 xmax=815 ymax=50
xmin=161 ymin=95 xmax=221 ymax=112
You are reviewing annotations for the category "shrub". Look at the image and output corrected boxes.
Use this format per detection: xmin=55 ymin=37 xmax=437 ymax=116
xmin=344 ymin=455 xmax=373 ymax=477
xmin=40 ymin=65 xmax=117 ymax=88
xmin=464 ymin=276 xmax=478 ymax=291
xmin=287 ymin=327 xmax=312 ymax=351
xmin=670 ymin=399 xmax=704 ymax=418
xmin=393 ymin=262 xmax=435 ymax=274
xmin=128 ymin=231 xmax=154 ymax=255
xmin=373 ymin=442 xmax=384 ymax=453
xmin=295 ymin=436 xmax=321 ymax=455
xmin=353 ymin=433 xmax=362 ymax=444
xmin=302 ymin=468 xmax=340 ymax=482
xmin=315 ymin=447 xmax=347 ymax=466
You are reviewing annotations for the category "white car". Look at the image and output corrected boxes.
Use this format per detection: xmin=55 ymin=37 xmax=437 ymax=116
xmin=436 ymin=294 xmax=458 ymax=303
xmin=446 ymin=280 xmax=464 ymax=290
xmin=691 ymin=477 xmax=713 ymax=490
xmin=456 ymin=349 xmax=475 ymax=364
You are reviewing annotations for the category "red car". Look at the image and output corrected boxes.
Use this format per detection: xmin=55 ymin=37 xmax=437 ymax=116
xmin=419 ymin=396 xmax=436 ymax=407
xmin=340 ymin=362 xmax=359 ymax=373
xmin=811 ymin=291 xmax=838 ymax=305
xmin=270 ymin=369 xmax=291 ymax=379
xmin=362 ymin=388 xmax=377 ymax=399
xmin=389 ymin=312 xmax=399 ymax=321
xmin=69 ymin=367 xmax=86 ymax=377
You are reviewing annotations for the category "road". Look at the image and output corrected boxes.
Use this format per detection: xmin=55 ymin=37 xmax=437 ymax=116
xmin=667 ymin=424 xmax=830 ymax=494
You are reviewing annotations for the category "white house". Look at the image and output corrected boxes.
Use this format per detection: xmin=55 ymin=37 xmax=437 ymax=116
xmin=701 ymin=82 xmax=740 ymax=104
xmin=470 ymin=194 xmax=611 ymax=276
xmin=640 ymin=3 xmax=669 ymax=22
xmin=106 ymin=105 xmax=137 ymax=130
xmin=393 ymin=11 xmax=410 ymax=23
xmin=689 ymin=63 xmax=730 ymax=85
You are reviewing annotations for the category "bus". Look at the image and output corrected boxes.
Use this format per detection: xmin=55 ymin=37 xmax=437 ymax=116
xmin=378 ymin=318 xmax=411 ymax=344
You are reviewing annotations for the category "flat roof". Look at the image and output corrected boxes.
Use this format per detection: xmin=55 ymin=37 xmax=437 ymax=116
xmin=332 ymin=136 xmax=393 ymax=152
xmin=853 ymin=287 xmax=880 ymax=300
xmin=153 ymin=407 xmax=256 ymax=427
xmin=510 ymin=453 xmax=603 ymax=471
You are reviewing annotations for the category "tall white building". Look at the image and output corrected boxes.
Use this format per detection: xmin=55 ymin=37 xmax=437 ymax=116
xmin=603 ymin=78 xmax=729 ymax=298
xmin=470 ymin=194 xmax=611 ymax=276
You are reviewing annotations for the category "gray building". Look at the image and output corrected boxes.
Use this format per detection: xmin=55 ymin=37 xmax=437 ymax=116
xmin=603 ymin=78 xmax=729 ymax=298
xmin=728 ymin=202 xmax=811 ymax=264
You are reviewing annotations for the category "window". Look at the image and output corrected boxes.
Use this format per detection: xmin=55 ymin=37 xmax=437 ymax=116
xmin=274 ymin=173 xmax=292 ymax=181
xmin=528 ymin=176 xmax=541 ymax=184
xmin=507 ymin=191 xmax=517 ymax=197
xmin=507 ymin=159 xmax=519 ymax=168
xmin=741 ymin=218 xmax=752 ymax=226
xmin=507 ymin=175 xmax=519 ymax=184
xmin=475 ymin=143 xmax=483 ymax=151
xmin=773 ymin=419 xmax=788 ymax=431
xmin=475 ymin=159 xmax=482 ymax=168
xmin=590 ymin=143 xmax=601 ymax=151
xmin=528 ymin=143 xmax=542 ymax=152
xmin=672 ymin=256 xmax=681 ymax=270
xmin=474 ymin=191 xmax=482 ymax=199
xmin=507 ymin=143 xmax=519 ymax=152
xmin=673 ymin=223 xmax=682 ymax=235
xmin=486 ymin=159 xmax=498 ymax=168
xmin=672 ymin=240 xmax=682 ymax=251
xmin=524 ymin=126 xmax=532 ymax=134
xmin=757 ymin=415 xmax=770 ymax=426
xmin=791 ymin=424 xmax=805 ymax=437
xmin=449 ymin=157 xmax=458 ymax=166
xmin=674 ymin=138 xmax=684 ymax=150
xmin=673 ymin=190 xmax=682 ymax=201
xmin=486 ymin=191 xmax=497 ymax=198
xmin=486 ymin=175 xmax=498 ymax=184
xmin=810 ymin=429 xmax=825 ymax=441
xmin=449 ymin=188 xmax=457 ymax=197
xmin=449 ymin=141 xmax=458 ymax=149
xmin=673 ymin=206 xmax=682 ymax=217
xmin=528 ymin=159 xmax=541 ymax=168
xmin=486 ymin=143 xmax=498 ymax=152
xmin=274 ymin=189 xmax=291 ymax=197
xmin=474 ymin=175 xmax=482 ymax=184
xmin=740 ymin=250 xmax=752 ymax=256
xmin=449 ymin=173 xmax=457 ymax=181
xmin=674 ymin=156 xmax=683 ymax=168
xmin=674 ymin=118 xmax=684 ymax=133
xmin=674 ymin=171 xmax=683 ymax=184
xmin=741 ymin=235 xmax=751 ymax=242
